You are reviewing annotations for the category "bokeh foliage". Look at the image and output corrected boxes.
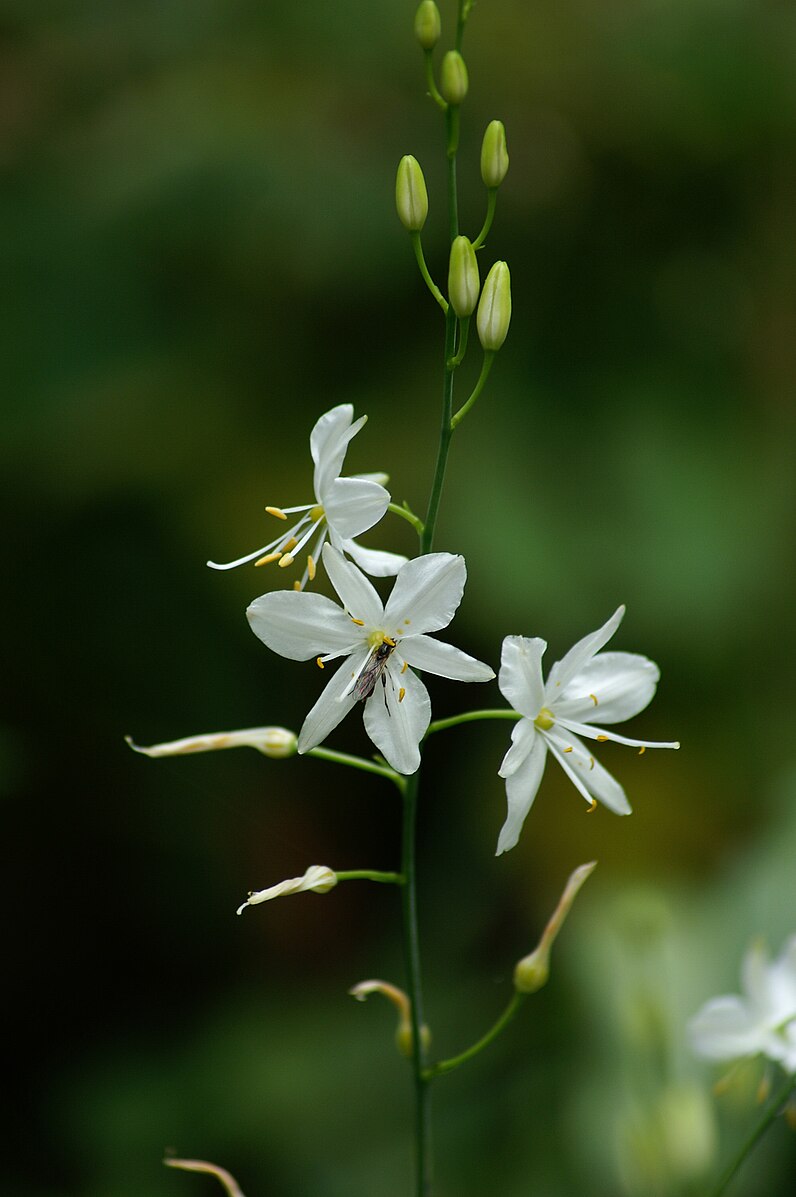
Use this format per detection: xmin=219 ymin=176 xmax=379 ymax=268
xmin=3 ymin=1 xmax=795 ymax=1194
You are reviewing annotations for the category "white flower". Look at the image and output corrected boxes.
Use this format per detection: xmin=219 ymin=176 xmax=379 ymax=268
xmin=125 ymin=726 xmax=297 ymax=759
xmin=689 ymin=937 xmax=796 ymax=1074
xmin=237 ymin=865 xmax=337 ymax=915
xmin=246 ymin=543 xmax=495 ymax=775
xmin=208 ymin=403 xmax=406 ymax=589
xmin=496 ymin=606 xmax=679 ymax=854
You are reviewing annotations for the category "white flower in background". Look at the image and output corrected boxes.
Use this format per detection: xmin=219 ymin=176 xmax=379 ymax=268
xmin=125 ymin=726 xmax=297 ymax=759
xmin=247 ymin=543 xmax=495 ymax=775
xmin=237 ymin=865 xmax=337 ymax=915
xmin=689 ymin=936 xmax=796 ymax=1073
xmin=496 ymin=606 xmax=679 ymax=853
xmin=208 ymin=404 xmax=406 ymax=589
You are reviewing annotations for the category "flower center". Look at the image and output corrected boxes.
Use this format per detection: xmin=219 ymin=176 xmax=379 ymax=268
xmin=309 ymin=504 xmax=325 ymax=523
xmin=534 ymin=707 xmax=555 ymax=731
xmin=367 ymin=628 xmax=398 ymax=649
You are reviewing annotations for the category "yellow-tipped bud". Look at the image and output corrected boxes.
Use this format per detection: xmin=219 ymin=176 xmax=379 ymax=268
xmin=440 ymin=50 xmax=468 ymax=105
xmin=481 ymin=120 xmax=509 ymax=189
xmin=476 ymin=261 xmax=512 ymax=351
xmin=414 ymin=0 xmax=441 ymax=50
xmin=514 ymin=861 xmax=597 ymax=994
xmin=350 ymin=979 xmax=431 ymax=1060
xmin=448 ymin=236 xmax=480 ymax=318
xmin=396 ymin=155 xmax=429 ymax=232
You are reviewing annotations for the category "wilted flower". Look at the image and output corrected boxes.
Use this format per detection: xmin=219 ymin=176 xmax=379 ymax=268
xmin=237 ymin=865 xmax=337 ymax=915
xmin=208 ymin=404 xmax=405 ymax=588
xmin=126 ymin=726 xmax=297 ymax=759
xmin=247 ymin=543 xmax=494 ymax=775
xmin=689 ymin=936 xmax=796 ymax=1073
xmin=496 ymin=607 xmax=678 ymax=853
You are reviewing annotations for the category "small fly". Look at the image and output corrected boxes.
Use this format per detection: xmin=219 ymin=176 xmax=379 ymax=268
xmin=353 ymin=639 xmax=397 ymax=702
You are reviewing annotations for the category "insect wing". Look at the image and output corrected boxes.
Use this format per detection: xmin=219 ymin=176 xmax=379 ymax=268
xmin=353 ymin=643 xmax=394 ymax=702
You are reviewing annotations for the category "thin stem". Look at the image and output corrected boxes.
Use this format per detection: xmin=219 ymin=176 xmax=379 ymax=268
xmin=421 ymin=308 xmax=457 ymax=553
xmin=425 ymin=708 xmax=521 ymax=738
xmin=307 ymin=746 xmax=404 ymax=790
xmin=410 ymin=233 xmax=449 ymax=313
xmin=401 ymin=772 xmax=432 ymax=1196
xmin=423 ymin=49 xmax=447 ymax=111
xmin=388 ymin=501 xmax=425 ymax=538
xmin=450 ymin=351 xmax=494 ymax=429
xmin=335 ymin=869 xmax=404 ymax=886
xmin=426 ymin=992 xmax=526 ymax=1078
xmin=447 ymin=317 xmax=470 ymax=368
xmin=707 ymin=1073 xmax=796 ymax=1197
xmin=446 ymin=108 xmax=460 ymax=236
xmin=472 ymin=189 xmax=498 ymax=250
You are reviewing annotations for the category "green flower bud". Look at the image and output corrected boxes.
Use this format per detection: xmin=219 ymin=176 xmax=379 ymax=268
xmin=514 ymin=947 xmax=549 ymax=994
xmin=476 ymin=261 xmax=511 ymax=351
xmin=414 ymin=1 xmax=441 ymax=50
xmin=440 ymin=50 xmax=468 ymax=105
xmin=448 ymin=236 xmax=480 ymax=318
xmin=481 ymin=120 xmax=509 ymax=189
xmin=514 ymin=862 xmax=596 ymax=994
xmin=395 ymin=155 xmax=429 ymax=232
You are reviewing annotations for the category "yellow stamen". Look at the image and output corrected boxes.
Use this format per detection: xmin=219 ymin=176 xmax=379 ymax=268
xmin=589 ymin=756 xmax=594 ymax=770
xmin=398 ymin=688 xmax=406 ymax=703
xmin=638 ymin=746 xmax=646 ymax=755
xmin=265 ymin=506 xmax=288 ymax=520
xmin=255 ymin=551 xmax=282 ymax=566
xmin=401 ymin=660 xmax=408 ymax=674
xmin=586 ymin=799 xmax=597 ymax=813
xmin=279 ymin=554 xmax=295 ymax=568
xmin=350 ymin=617 xmax=365 ymax=626
xmin=307 ymin=555 xmax=316 ymax=582
xmin=563 ymin=746 xmax=573 ymax=754
xmin=404 ymin=619 xmax=411 ymax=625
xmin=316 ymin=657 xmax=325 ymax=669
xmin=293 ymin=580 xmax=301 ymax=591
xmin=383 ymin=636 xmax=396 ymax=647
xmin=589 ymin=693 xmax=598 ymax=706
xmin=596 ymin=734 xmax=608 ymax=742
xmin=282 ymin=537 xmax=298 ymax=553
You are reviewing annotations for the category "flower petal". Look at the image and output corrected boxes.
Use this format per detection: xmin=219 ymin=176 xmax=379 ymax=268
xmin=322 ymin=543 xmax=384 ymax=627
xmin=363 ymin=664 xmax=430 ymax=775
xmin=399 ymin=634 xmax=495 ymax=682
xmin=322 ymin=476 xmax=390 ymax=540
xmin=344 ymin=541 xmax=408 ymax=577
xmin=297 ymin=655 xmax=364 ymax=752
xmin=310 ymin=404 xmax=366 ymax=495
xmin=496 ymin=733 xmax=547 ymax=854
xmin=554 ymin=716 xmax=679 ymax=751
xmin=498 ymin=717 xmax=536 ymax=779
xmin=383 ymin=553 xmax=466 ymax=635
xmin=545 ymin=728 xmax=632 ymax=814
xmin=498 ymin=636 xmax=546 ymax=718
xmin=553 ymin=651 xmax=660 ymax=724
xmin=688 ymin=995 xmax=763 ymax=1061
xmin=544 ymin=606 xmax=625 ymax=702
xmin=247 ymin=590 xmax=359 ymax=661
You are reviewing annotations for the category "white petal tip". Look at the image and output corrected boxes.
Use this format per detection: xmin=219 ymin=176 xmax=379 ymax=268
xmin=125 ymin=735 xmax=149 ymax=756
xmin=236 ymin=903 xmax=248 ymax=916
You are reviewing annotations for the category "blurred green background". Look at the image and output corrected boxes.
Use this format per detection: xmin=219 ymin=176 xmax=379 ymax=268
xmin=4 ymin=0 xmax=796 ymax=1194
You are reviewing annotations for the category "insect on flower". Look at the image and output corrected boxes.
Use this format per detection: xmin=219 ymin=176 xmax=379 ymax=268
xmin=353 ymin=638 xmax=397 ymax=702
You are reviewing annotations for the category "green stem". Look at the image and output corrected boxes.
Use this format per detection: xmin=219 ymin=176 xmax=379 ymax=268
xmin=450 ymin=351 xmax=494 ymax=429
xmin=425 ymin=708 xmax=521 ymax=738
xmin=447 ymin=317 xmax=470 ymax=368
xmin=410 ymin=233 xmax=449 ymax=313
xmin=306 ymin=746 xmax=404 ymax=790
xmin=472 ymin=189 xmax=497 ymax=250
xmin=388 ymin=501 xmax=425 ymax=538
xmin=426 ymin=992 xmax=526 ymax=1078
xmin=421 ymin=308 xmax=457 ymax=553
xmin=335 ymin=869 xmax=404 ymax=885
xmin=423 ymin=49 xmax=447 ymax=111
xmin=707 ymin=1073 xmax=796 ymax=1197
xmin=401 ymin=772 xmax=432 ymax=1196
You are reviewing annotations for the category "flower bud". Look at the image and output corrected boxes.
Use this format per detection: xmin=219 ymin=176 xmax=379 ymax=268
xmin=237 ymin=865 xmax=337 ymax=915
xmin=440 ymin=50 xmax=468 ymax=105
xmin=395 ymin=155 xmax=429 ymax=232
xmin=125 ymin=726 xmax=298 ymax=759
xmin=476 ymin=261 xmax=512 ymax=351
xmin=480 ymin=120 xmax=509 ymax=189
xmin=414 ymin=1 xmax=441 ymax=50
xmin=350 ymin=979 xmax=431 ymax=1060
xmin=514 ymin=862 xmax=596 ymax=994
xmin=447 ymin=236 xmax=480 ymax=318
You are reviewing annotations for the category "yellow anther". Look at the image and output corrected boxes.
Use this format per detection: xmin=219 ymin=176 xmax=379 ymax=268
xmin=588 ymin=756 xmax=594 ymax=770
xmin=589 ymin=693 xmax=598 ymax=706
xmin=398 ymin=688 xmax=406 ymax=703
xmin=638 ymin=746 xmax=646 ymax=755
xmin=563 ymin=746 xmax=573 ymax=754
xmin=534 ymin=707 xmax=555 ymax=731
xmin=401 ymin=660 xmax=408 ymax=674
xmin=596 ymin=734 xmax=608 ymax=742
xmin=283 ymin=537 xmax=298 ymax=553
xmin=350 ymin=617 xmax=365 ymax=626
xmin=404 ymin=619 xmax=411 ymax=625
xmin=316 ymin=657 xmax=325 ymax=669
xmin=265 ymin=506 xmax=288 ymax=520
xmin=383 ymin=636 xmax=397 ymax=647
xmin=293 ymin=580 xmax=301 ymax=591
xmin=279 ymin=554 xmax=295 ymax=568
xmin=586 ymin=798 xmax=597 ymax=813
xmin=307 ymin=555 xmax=316 ymax=581
xmin=255 ymin=551 xmax=282 ymax=566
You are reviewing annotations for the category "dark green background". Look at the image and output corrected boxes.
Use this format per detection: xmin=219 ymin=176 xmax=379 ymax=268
xmin=4 ymin=1 xmax=795 ymax=1195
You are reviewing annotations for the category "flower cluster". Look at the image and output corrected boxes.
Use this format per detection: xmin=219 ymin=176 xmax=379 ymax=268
xmin=689 ymin=936 xmax=796 ymax=1074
